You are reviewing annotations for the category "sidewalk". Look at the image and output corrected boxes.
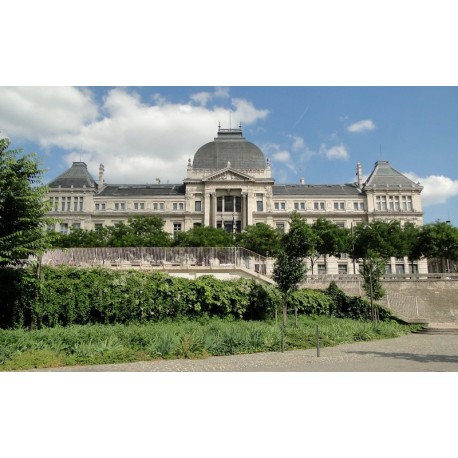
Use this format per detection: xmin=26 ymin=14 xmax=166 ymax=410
xmin=33 ymin=332 xmax=458 ymax=372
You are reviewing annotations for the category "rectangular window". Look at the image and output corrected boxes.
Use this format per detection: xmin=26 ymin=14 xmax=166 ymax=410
xmin=235 ymin=196 xmax=241 ymax=212
xmin=294 ymin=202 xmax=306 ymax=210
xmin=224 ymin=196 xmax=234 ymax=212
xmin=173 ymin=223 xmax=182 ymax=237
xmin=79 ymin=197 xmax=84 ymax=211
xmin=402 ymin=196 xmax=412 ymax=211
xmin=335 ymin=222 xmax=345 ymax=228
xmin=338 ymin=264 xmax=348 ymax=274
xmin=274 ymin=202 xmax=286 ymax=210
xmin=172 ymin=202 xmax=184 ymax=211
xmin=61 ymin=199 xmax=66 ymax=211
xmin=217 ymin=196 xmax=223 ymax=212
xmin=195 ymin=200 xmax=202 ymax=211
xmin=66 ymin=197 xmax=71 ymax=212
xmin=53 ymin=197 xmax=59 ymax=211
xmin=334 ymin=201 xmax=345 ymax=210
xmin=60 ymin=223 xmax=68 ymax=234
xmin=193 ymin=222 xmax=202 ymax=228
xmin=73 ymin=198 xmax=78 ymax=212
xmin=314 ymin=202 xmax=325 ymax=210
xmin=72 ymin=223 xmax=81 ymax=229
xmin=256 ymin=200 xmax=263 ymax=212
xmin=396 ymin=264 xmax=405 ymax=274
xmin=95 ymin=203 xmax=106 ymax=211
xmin=317 ymin=264 xmax=326 ymax=274
xmin=376 ymin=196 xmax=387 ymax=211
xmin=134 ymin=202 xmax=145 ymax=210
xmin=94 ymin=223 xmax=103 ymax=230
xmin=353 ymin=202 xmax=364 ymax=211
xmin=153 ymin=202 xmax=164 ymax=211
xmin=276 ymin=223 xmax=285 ymax=232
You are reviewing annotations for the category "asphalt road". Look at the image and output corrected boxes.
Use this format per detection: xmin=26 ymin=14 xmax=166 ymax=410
xmin=33 ymin=332 xmax=458 ymax=372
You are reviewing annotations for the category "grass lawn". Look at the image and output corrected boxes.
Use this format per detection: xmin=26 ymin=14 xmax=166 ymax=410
xmin=0 ymin=316 xmax=422 ymax=371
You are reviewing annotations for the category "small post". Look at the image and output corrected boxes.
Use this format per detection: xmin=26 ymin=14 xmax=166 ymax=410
xmin=316 ymin=325 xmax=320 ymax=357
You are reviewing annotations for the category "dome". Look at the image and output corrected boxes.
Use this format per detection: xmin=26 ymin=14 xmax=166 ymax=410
xmin=193 ymin=128 xmax=266 ymax=170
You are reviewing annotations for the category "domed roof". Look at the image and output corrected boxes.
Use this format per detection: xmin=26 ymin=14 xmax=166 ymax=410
xmin=193 ymin=128 xmax=266 ymax=170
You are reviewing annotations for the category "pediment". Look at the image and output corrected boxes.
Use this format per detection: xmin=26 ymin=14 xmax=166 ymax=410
xmin=202 ymin=167 xmax=255 ymax=183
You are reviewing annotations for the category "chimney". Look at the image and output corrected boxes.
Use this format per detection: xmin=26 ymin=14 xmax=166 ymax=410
xmin=356 ymin=162 xmax=363 ymax=188
xmin=300 ymin=178 xmax=305 ymax=185
xmin=98 ymin=164 xmax=105 ymax=188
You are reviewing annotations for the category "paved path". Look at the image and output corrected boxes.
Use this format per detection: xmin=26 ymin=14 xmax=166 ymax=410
xmin=34 ymin=332 xmax=458 ymax=372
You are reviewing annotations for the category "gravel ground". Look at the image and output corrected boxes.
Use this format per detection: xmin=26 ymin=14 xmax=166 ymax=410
xmin=32 ymin=332 xmax=458 ymax=372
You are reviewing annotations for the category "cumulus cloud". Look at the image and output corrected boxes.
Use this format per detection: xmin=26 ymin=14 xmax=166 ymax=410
xmin=0 ymin=87 xmax=270 ymax=184
xmin=347 ymin=119 xmax=375 ymax=133
xmin=190 ymin=87 xmax=229 ymax=106
xmin=0 ymin=87 xmax=98 ymax=142
xmin=404 ymin=172 xmax=458 ymax=207
xmin=320 ymin=143 xmax=349 ymax=160
xmin=290 ymin=135 xmax=304 ymax=152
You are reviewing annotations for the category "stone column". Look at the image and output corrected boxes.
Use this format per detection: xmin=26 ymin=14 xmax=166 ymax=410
xmin=241 ymin=192 xmax=247 ymax=229
xmin=211 ymin=192 xmax=217 ymax=227
xmin=204 ymin=192 xmax=211 ymax=226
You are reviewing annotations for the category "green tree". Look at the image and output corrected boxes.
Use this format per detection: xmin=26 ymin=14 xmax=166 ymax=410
xmin=272 ymin=213 xmax=308 ymax=351
xmin=0 ymin=138 xmax=50 ymax=265
xmin=312 ymin=218 xmax=349 ymax=273
xmin=360 ymin=251 xmax=386 ymax=322
xmin=353 ymin=220 xmax=404 ymax=260
xmin=235 ymin=223 xmax=282 ymax=256
xmin=173 ymin=226 xmax=234 ymax=247
xmin=416 ymin=221 xmax=458 ymax=273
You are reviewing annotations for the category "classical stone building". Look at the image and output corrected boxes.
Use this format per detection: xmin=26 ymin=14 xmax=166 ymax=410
xmin=46 ymin=126 xmax=427 ymax=274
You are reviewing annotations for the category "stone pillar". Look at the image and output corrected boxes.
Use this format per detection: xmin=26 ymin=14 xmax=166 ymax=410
xmin=204 ymin=192 xmax=211 ymax=226
xmin=241 ymin=192 xmax=247 ymax=229
xmin=211 ymin=192 xmax=217 ymax=227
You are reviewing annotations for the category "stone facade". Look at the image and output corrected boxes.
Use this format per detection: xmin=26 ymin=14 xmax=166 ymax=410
xmin=45 ymin=126 xmax=427 ymax=274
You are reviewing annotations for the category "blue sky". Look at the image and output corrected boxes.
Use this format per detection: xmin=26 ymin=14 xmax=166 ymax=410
xmin=1 ymin=86 xmax=457 ymax=225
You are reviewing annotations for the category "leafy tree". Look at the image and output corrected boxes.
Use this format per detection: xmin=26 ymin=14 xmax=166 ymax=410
xmin=360 ymin=251 xmax=386 ymax=322
xmin=124 ymin=216 xmax=172 ymax=247
xmin=0 ymin=138 xmax=51 ymax=265
xmin=415 ymin=221 xmax=458 ymax=273
xmin=352 ymin=220 xmax=404 ymax=260
xmin=235 ymin=223 xmax=282 ymax=256
xmin=173 ymin=226 xmax=234 ymax=247
xmin=272 ymin=213 xmax=308 ymax=351
xmin=399 ymin=222 xmax=422 ymax=273
xmin=312 ymin=218 xmax=349 ymax=272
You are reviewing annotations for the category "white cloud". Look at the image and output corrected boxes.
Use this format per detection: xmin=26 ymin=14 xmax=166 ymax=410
xmin=290 ymin=135 xmax=304 ymax=152
xmin=347 ymin=119 xmax=375 ymax=133
xmin=1 ymin=87 xmax=270 ymax=184
xmin=190 ymin=92 xmax=212 ymax=106
xmin=404 ymin=172 xmax=458 ymax=207
xmin=320 ymin=143 xmax=349 ymax=160
xmin=272 ymin=150 xmax=291 ymax=162
xmin=0 ymin=87 xmax=98 ymax=142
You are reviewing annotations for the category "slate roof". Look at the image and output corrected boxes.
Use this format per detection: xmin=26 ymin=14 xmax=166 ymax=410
xmin=273 ymin=184 xmax=362 ymax=196
xmin=364 ymin=161 xmax=421 ymax=188
xmin=48 ymin=162 xmax=97 ymax=188
xmin=193 ymin=128 xmax=266 ymax=170
xmin=97 ymin=184 xmax=186 ymax=197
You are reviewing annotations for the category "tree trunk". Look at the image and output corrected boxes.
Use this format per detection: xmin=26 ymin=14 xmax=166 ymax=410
xmin=281 ymin=295 xmax=287 ymax=352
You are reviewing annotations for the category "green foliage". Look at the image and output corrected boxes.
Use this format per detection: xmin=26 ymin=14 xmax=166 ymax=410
xmin=360 ymin=252 xmax=386 ymax=301
xmin=272 ymin=251 xmax=307 ymax=295
xmin=415 ymin=221 xmax=458 ymax=272
xmin=0 ymin=316 xmax=418 ymax=370
xmin=0 ymin=138 xmax=51 ymax=264
xmin=51 ymin=216 xmax=172 ymax=248
xmin=235 ymin=223 xmax=282 ymax=256
xmin=288 ymin=289 xmax=332 ymax=316
xmin=326 ymin=281 xmax=392 ymax=321
xmin=173 ymin=226 xmax=234 ymax=247
xmin=352 ymin=220 xmax=404 ymax=260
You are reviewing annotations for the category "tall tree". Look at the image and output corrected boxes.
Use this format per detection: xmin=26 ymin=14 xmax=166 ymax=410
xmin=312 ymin=218 xmax=349 ymax=272
xmin=235 ymin=223 xmax=281 ymax=256
xmin=272 ymin=213 xmax=309 ymax=351
xmin=415 ymin=221 xmax=458 ymax=273
xmin=0 ymin=138 xmax=50 ymax=265
xmin=360 ymin=251 xmax=386 ymax=322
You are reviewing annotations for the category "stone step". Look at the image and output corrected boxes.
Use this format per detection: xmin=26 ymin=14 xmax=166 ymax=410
xmin=412 ymin=327 xmax=458 ymax=335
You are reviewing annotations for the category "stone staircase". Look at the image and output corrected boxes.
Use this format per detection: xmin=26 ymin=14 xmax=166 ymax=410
xmin=412 ymin=323 xmax=458 ymax=335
